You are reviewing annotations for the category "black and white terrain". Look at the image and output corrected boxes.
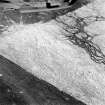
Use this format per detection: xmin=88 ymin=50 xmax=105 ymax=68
xmin=0 ymin=0 xmax=105 ymax=105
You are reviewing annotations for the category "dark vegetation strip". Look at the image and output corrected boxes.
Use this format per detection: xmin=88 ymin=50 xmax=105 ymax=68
xmin=0 ymin=55 xmax=87 ymax=105
xmin=0 ymin=0 xmax=10 ymax=3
